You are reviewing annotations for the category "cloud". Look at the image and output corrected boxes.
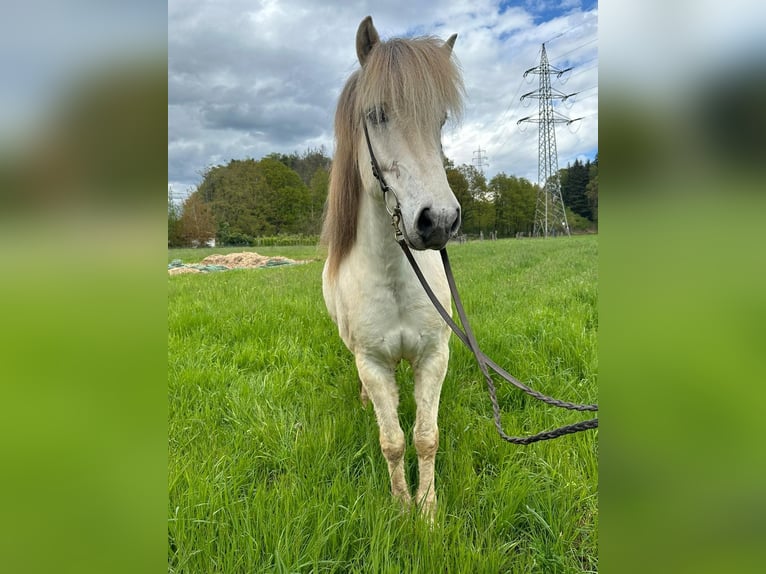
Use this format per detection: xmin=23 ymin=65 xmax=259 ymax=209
xmin=168 ymin=0 xmax=598 ymax=193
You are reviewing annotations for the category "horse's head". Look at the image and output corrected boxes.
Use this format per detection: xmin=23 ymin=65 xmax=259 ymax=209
xmin=354 ymin=16 xmax=464 ymax=250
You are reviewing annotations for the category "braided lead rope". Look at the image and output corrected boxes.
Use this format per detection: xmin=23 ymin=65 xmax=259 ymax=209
xmin=397 ymin=240 xmax=598 ymax=444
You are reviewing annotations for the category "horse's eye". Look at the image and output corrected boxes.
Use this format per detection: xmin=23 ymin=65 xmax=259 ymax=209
xmin=367 ymin=107 xmax=387 ymax=125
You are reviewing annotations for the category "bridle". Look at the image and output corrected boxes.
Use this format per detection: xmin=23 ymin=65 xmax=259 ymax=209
xmin=362 ymin=117 xmax=599 ymax=445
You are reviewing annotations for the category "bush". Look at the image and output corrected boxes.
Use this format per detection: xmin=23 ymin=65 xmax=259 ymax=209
xmin=566 ymin=208 xmax=595 ymax=233
xmin=217 ymin=227 xmax=253 ymax=246
xmin=250 ymin=234 xmax=319 ymax=247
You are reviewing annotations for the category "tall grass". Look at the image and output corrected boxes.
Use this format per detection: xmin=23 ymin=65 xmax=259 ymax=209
xmin=168 ymin=235 xmax=597 ymax=573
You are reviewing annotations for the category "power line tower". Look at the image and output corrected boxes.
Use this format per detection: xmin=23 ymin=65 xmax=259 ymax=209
xmin=472 ymin=145 xmax=489 ymax=176
xmin=518 ymin=44 xmax=581 ymax=237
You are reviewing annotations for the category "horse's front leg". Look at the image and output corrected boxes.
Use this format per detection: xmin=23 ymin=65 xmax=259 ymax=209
xmin=355 ymin=354 xmax=411 ymax=506
xmin=412 ymin=347 xmax=449 ymax=519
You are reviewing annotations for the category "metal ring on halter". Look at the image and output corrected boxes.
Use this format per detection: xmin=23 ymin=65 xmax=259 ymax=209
xmin=383 ymin=185 xmax=400 ymax=218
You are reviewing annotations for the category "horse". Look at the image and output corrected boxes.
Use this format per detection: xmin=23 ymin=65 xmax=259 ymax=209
xmin=321 ymin=16 xmax=464 ymax=518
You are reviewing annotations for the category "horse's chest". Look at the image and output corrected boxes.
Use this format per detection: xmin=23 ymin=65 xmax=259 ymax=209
xmin=326 ymin=246 xmax=450 ymax=364
xmin=344 ymin=277 xmax=443 ymax=361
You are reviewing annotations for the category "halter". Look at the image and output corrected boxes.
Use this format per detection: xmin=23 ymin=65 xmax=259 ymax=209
xmin=362 ymin=120 xmax=406 ymax=243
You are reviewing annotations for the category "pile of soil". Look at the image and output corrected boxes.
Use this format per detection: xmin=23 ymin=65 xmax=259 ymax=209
xmin=168 ymin=252 xmax=308 ymax=275
xmin=200 ymin=252 xmax=299 ymax=268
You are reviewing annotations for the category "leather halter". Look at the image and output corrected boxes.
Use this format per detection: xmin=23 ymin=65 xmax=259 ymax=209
xmin=362 ymin=120 xmax=407 ymax=243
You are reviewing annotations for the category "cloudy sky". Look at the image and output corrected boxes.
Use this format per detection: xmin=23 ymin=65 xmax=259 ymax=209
xmin=168 ymin=0 xmax=598 ymax=197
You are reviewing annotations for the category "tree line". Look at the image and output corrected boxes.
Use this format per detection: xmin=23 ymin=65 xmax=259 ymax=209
xmin=168 ymin=148 xmax=597 ymax=247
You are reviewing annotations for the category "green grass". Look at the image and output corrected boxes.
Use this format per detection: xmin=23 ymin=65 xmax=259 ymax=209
xmin=168 ymin=235 xmax=598 ymax=573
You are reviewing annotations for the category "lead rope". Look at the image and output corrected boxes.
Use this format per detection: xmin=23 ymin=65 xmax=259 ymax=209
xmin=398 ymin=240 xmax=597 ymax=444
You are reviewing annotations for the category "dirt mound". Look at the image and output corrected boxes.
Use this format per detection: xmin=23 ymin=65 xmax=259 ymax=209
xmin=168 ymin=252 xmax=309 ymax=275
xmin=199 ymin=252 xmax=296 ymax=268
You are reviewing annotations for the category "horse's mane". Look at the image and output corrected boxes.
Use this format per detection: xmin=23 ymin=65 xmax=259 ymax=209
xmin=321 ymin=35 xmax=465 ymax=278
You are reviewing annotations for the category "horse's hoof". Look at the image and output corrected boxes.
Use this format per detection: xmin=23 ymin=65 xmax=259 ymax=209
xmin=417 ymin=493 xmax=437 ymax=522
xmin=393 ymin=490 xmax=413 ymax=509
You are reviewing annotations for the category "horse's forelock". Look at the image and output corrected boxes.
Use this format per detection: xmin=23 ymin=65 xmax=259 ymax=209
xmin=357 ymin=37 xmax=465 ymax=133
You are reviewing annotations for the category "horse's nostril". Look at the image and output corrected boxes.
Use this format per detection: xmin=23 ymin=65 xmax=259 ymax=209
xmin=450 ymin=207 xmax=461 ymax=235
xmin=417 ymin=207 xmax=434 ymax=236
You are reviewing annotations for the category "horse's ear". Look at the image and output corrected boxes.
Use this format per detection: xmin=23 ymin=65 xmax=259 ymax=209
xmin=444 ymin=34 xmax=457 ymax=54
xmin=356 ymin=16 xmax=380 ymax=66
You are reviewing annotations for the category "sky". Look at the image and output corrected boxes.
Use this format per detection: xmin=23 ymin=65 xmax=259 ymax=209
xmin=168 ymin=0 xmax=599 ymax=198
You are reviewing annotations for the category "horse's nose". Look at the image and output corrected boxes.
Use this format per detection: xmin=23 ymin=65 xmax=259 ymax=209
xmin=415 ymin=205 xmax=461 ymax=248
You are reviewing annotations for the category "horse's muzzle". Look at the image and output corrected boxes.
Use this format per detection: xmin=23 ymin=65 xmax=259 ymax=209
xmin=414 ymin=205 xmax=461 ymax=249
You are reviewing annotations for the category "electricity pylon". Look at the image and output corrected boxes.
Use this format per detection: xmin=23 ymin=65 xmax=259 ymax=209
xmin=472 ymin=146 xmax=489 ymax=176
xmin=518 ymin=44 xmax=581 ymax=237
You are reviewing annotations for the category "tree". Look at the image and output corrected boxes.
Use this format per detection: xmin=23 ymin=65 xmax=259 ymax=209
xmin=565 ymin=206 xmax=592 ymax=232
xmin=308 ymin=167 xmax=330 ymax=234
xmin=268 ymin=146 xmax=332 ymax=187
xmin=490 ymin=173 xmax=536 ymax=236
xmin=180 ymin=191 xmax=216 ymax=246
xmin=194 ymin=156 xmax=314 ymax=243
xmin=469 ymin=170 xmax=495 ymax=235
xmin=585 ymin=154 xmax=598 ymax=225
xmin=445 ymin=161 xmax=472 ymax=233
xmin=168 ymin=186 xmax=184 ymax=247
xmin=257 ymin=157 xmax=311 ymax=234
xmin=196 ymin=159 xmax=263 ymax=238
xmin=560 ymin=158 xmax=592 ymax=221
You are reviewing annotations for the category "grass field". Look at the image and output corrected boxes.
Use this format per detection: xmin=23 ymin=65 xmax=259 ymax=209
xmin=168 ymin=235 xmax=598 ymax=573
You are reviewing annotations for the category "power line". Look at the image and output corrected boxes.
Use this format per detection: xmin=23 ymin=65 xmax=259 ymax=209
xmin=543 ymin=11 xmax=598 ymax=45
xmin=575 ymin=85 xmax=597 ymax=95
xmin=486 ymin=77 xmax=526 ymax=148
xmin=485 ymin=47 xmax=543 ymax=151
xmin=570 ymin=56 xmax=598 ymax=68
xmin=551 ymin=37 xmax=597 ymax=62
xmin=564 ymin=63 xmax=598 ymax=80
xmin=489 ymin=48 xmax=547 ymax=156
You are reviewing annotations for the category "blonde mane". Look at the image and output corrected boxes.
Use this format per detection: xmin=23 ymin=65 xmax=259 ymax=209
xmin=321 ymin=35 xmax=465 ymax=277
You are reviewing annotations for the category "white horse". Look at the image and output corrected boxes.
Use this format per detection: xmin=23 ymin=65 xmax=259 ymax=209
xmin=321 ymin=16 xmax=464 ymax=517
